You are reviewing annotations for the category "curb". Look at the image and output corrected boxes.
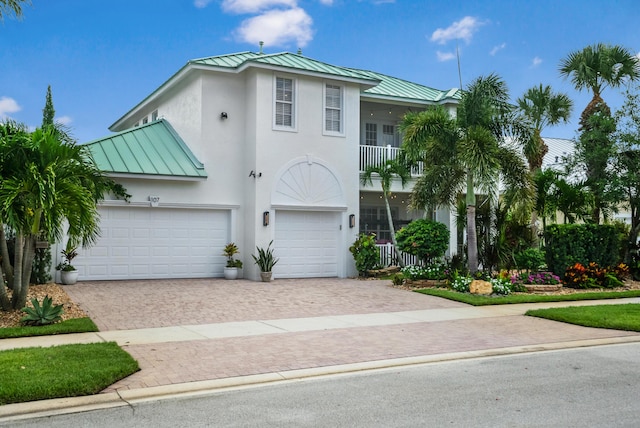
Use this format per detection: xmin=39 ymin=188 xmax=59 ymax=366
xmin=3 ymin=335 xmax=640 ymax=422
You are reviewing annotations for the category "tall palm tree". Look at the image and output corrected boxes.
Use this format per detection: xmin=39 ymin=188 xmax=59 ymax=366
xmin=517 ymin=84 xmax=573 ymax=172
xmin=517 ymin=84 xmax=573 ymax=242
xmin=0 ymin=123 xmax=128 ymax=309
xmin=361 ymin=158 xmax=411 ymax=267
xmin=559 ymin=43 xmax=640 ymax=127
xmin=560 ymin=44 xmax=638 ymax=223
xmin=401 ymin=74 xmax=534 ymax=273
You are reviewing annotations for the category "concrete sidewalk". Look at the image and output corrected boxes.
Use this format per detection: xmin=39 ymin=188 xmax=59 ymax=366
xmin=2 ymin=278 xmax=640 ymax=421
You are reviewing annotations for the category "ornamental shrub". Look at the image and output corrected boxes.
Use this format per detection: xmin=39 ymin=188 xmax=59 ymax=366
xmin=513 ymin=248 xmax=546 ymax=273
xmin=563 ymin=262 xmax=629 ymax=289
xmin=395 ymin=219 xmax=450 ymax=264
xmin=349 ymin=234 xmax=379 ymax=276
xmin=545 ymin=224 xmax=620 ymax=276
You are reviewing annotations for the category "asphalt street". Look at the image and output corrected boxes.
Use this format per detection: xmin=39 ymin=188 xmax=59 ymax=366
xmin=4 ymin=342 xmax=640 ymax=428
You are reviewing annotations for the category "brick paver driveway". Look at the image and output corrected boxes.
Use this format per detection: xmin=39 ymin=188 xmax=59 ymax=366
xmin=63 ymin=277 xmax=467 ymax=331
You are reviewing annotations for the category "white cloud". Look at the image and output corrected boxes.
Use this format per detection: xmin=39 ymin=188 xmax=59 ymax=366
xmin=490 ymin=42 xmax=506 ymax=56
xmin=532 ymin=56 xmax=543 ymax=67
xmin=436 ymin=51 xmax=456 ymax=62
xmin=222 ymin=0 xmax=297 ymax=14
xmin=318 ymin=0 xmax=334 ymax=4
xmin=193 ymin=0 xmax=214 ymax=8
xmin=0 ymin=96 xmax=21 ymax=118
xmin=430 ymin=16 xmax=484 ymax=45
xmin=235 ymin=7 xmax=313 ymax=47
xmin=56 ymin=115 xmax=73 ymax=126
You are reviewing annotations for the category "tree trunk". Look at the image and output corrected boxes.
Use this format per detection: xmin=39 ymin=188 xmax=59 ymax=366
xmin=10 ymin=234 xmax=24 ymax=309
xmin=0 ymin=264 xmax=10 ymax=311
xmin=0 ymin=226 xmax=14 ymax=288
xmin=383 ymin=192 xmax=404 ymax=268
xmin=466 ymin=174 xmax=478 ymax=273
xmin=17 ymin=235 xmax=36 ymax=309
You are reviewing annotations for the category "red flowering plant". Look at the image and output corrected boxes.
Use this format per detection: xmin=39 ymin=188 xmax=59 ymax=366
xmin=563 ymin=262 xmax=629 ymax=289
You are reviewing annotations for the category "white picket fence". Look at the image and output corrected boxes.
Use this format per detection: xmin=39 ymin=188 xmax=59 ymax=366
xmin=375 ymin=243 xmax=420 ymax=267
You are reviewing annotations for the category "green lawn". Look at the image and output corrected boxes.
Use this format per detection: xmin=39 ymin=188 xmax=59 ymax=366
xmin=0 ymin=317 xmax=98 ymax=339
xmin=526 ymin=304 xmax=640 ymax=332
xmin=0 ymin=342 xmax=139 ymax=405
xmin=416 ymin=288 xmax=640 ymax=306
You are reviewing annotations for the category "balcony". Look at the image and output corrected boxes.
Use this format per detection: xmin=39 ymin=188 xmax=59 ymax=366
xmin=359 ymin=145 xmax=423 ymax=176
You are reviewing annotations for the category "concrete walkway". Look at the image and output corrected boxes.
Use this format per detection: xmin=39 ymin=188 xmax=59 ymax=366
xmin=2 ymin=278 xmax=640 ymax=420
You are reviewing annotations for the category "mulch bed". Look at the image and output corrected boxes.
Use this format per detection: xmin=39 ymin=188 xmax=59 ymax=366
xmin=0 ymin=283 xmax=88 ymax=328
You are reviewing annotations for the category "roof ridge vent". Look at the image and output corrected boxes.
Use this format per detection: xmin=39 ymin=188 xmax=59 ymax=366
xmin=259 ymin=41 xmax=264 ymax=54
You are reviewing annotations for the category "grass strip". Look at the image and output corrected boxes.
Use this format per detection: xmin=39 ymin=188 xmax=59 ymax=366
xmin=0 ymin=317 xmax=98 ymax=339
xmin=0 ymin=342 xmax=139 ymax=405
xmin=416 ymin=288 xmax=640 ymax=306
xmin=526 ymin=304 xmax=640 ymax=332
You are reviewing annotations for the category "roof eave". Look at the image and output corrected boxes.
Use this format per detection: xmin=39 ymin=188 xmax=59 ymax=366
xmin=106 ymin=172 xmax=208 ymax=181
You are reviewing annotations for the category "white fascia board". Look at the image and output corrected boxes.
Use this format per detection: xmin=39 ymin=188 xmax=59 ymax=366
xmin=106 ymin=172 xmax=207 ymax=182
xmin=361 ymin=93 xmax=459 ymax=107
xmin=237 ymin=61 xmax=379 ymax=89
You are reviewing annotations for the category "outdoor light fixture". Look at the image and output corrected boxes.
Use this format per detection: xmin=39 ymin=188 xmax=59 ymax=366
xmin=263 ymin=211 xmax=270 ymax=226
xmin=220 ymin=112 xmax=228 ymax=119
xmin=349 ymin=214 xmax=355 ymax=228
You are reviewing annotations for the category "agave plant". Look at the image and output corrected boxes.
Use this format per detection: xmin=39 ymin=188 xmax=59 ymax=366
xmin=20 ymin=295 xmax=64 ymax=326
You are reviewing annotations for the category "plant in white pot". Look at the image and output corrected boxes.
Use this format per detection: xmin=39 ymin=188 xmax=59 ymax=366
xmin=252 ymin=240 xmax=279 ymax=282
xmin=223 ymin=243 xmax=243 ymax=280
xmin=56 ymin=244 xmax=79 ymax=285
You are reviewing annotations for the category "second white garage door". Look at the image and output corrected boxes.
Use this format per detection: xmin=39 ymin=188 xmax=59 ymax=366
xmin=274 ymin=211 xmax=339 ymax=278
xmin=74 ymin=206 xmax=229 ymax=280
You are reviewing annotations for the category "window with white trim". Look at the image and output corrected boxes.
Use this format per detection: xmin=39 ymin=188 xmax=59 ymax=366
xmin=365 ymin=123 xmax=377 ymax=145
xmin=324 ymin=84 xmax=343 ymax=134
xmin=275 ymin=76 xmax=294 ymax=128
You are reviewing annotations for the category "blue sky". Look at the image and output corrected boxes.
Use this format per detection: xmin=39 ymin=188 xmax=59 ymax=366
xmin=1 ymin=0 xmax=639 ymax=143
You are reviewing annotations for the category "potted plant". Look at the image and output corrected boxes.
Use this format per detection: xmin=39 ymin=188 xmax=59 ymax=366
xmin=223 ymin=242 xmax=243 ymax=280
xmin=56 ymin=244 xmax=79 ymax=285
xmin=252 ymin=240 xmax=279 ymax=282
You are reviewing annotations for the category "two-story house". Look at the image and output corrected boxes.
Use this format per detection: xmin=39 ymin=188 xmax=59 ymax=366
xmin=72 ymin=51 xmax=460 ymax=281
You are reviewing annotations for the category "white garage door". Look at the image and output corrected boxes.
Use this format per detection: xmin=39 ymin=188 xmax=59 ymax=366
xmin=74 ymin=206 xmax=229 ymax=280
xmin=274 ymin=211 xmax=339 ymax=278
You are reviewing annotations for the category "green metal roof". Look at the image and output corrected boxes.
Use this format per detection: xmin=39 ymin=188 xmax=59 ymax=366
xmin=190 ymin=51 xmax=379 ymax=83
xmin=348 ymin=68 xmax=461 ymax=103
xmin=84 ymin=119 xmax=207 ymax=179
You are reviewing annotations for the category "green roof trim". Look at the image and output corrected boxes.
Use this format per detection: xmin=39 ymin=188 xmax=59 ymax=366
xmin=191 ymin=51 xmax=379 ymax=84
xmin=84 ymin=119 xmax=207 ymax=179
xmin=348 ymin=68 xmax=461 ymax=103
xmin=190 ymin=52 xmax=459 ymax=103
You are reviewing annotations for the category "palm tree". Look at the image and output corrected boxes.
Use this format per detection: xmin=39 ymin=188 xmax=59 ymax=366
xmin=560 ymin=44 xmax=639 ymax=224
xmin=361 ymin=159 xmax=411 ymax=267
xmin=560 ymin=43 xmax=639 ymax=127
xmin=517 ymin=84 xmax=573 ymax=242
xmin=0 ymin=123 xmax=128 ymax=310
xmin=401 ymin=74 xmax=534 ymax=273
xmin=0 ymin=0 xmax=30 ymax=20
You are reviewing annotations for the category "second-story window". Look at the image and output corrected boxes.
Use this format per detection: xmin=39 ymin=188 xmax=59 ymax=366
xmin=365 ymin=123 xmax=377 ymax=145
xmin=324 ymin=84 xmax=343 ymax=135
xmin=275 ymin=76 xmax=294 ymax=128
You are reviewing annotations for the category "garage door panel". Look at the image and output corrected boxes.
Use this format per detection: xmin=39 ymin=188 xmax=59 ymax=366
xmin=274 ymin=211 xmax=339 ymax=279
xmin=75 ymin=207 xmax=229 ymax=280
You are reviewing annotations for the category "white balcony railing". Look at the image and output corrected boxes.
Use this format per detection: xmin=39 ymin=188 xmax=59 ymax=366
xmin=359 ymin=145 xmax=423 ymax=176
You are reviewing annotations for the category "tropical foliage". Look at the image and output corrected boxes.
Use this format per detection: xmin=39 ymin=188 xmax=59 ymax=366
xmin=361 ymin=159 xmax=411 ymax=267
xmin=0 ymin=121 xmax=128 ymax=310
xmin=400 ymin=74 xmax=534 ymax=273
